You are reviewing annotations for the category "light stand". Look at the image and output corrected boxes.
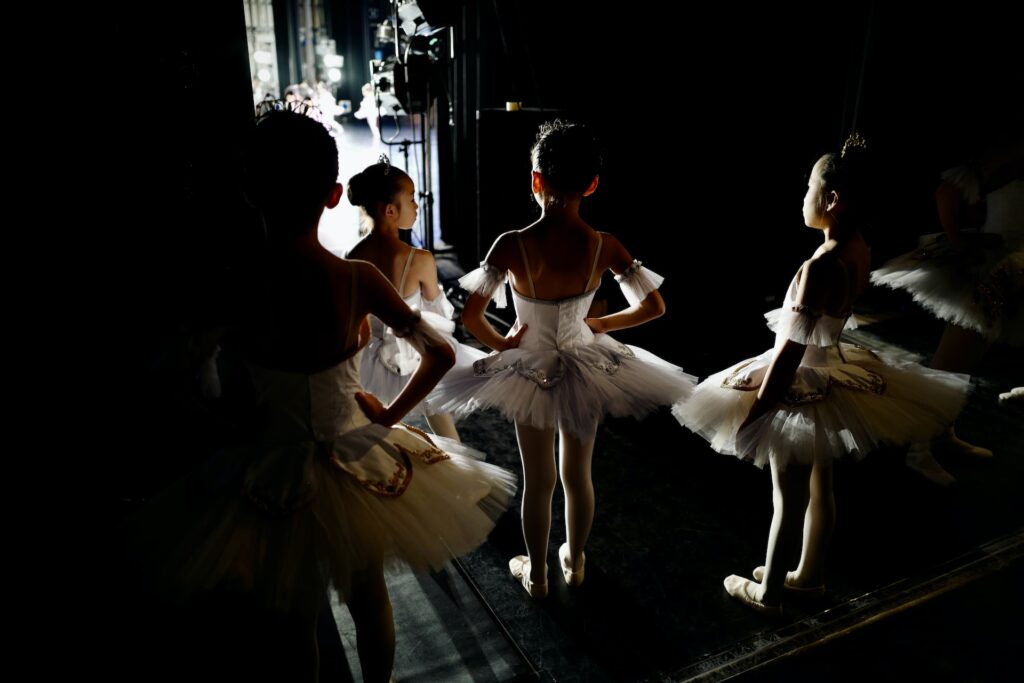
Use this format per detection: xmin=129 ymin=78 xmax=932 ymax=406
xmin=368 ymin=1 xmax=446 ymax=253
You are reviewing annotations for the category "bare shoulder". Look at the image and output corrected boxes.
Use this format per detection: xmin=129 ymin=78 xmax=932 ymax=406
xmin=411 ymin=247 xmax=439 ymax=284
xmin=411 ymin=247 xmax=437 ymax=267
xmin=351 ymin=257 xmax=387 ymax=289
xmin=798 ymin=251 xmax=848 ymax=307
xmin=599 ymin=231 xmax=627 ymax=255
xmin=484 ymin=230 xmax=521 ymax=268
xmin=803 ymin=251 xmax=841 ymax=281
xmin=597 ymin=232 xmax=634 ymax=273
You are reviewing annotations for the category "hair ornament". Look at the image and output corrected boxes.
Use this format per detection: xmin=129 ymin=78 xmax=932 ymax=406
xmin=254 ymin=99 xmax=330 ymax=131
xmin=841 ymin=131 xmax=867 ymax=158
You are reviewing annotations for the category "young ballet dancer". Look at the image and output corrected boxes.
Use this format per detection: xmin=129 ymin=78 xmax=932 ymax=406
xmin=437 ymin=120 xmax=696 ymax=597
xmin=673 ymin=134 xmax=970 ymax=614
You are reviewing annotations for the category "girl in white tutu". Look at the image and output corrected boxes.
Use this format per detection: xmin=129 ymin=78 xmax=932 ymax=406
xmin=134 ymin=103 xmax=516 ymax=681
xmin=673 ymin=135 xmax=970 ymax=615
xmin=438 ymin=120 xmax=696 ymax=597
xmin=346 ymin=157 xmax=485 ymax=440
xmin=871 ymin=133 xmax=1023 ymax=484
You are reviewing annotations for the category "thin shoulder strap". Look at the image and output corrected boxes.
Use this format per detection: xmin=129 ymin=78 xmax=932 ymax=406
xmin=515 ymin=233 xmax=537 ymax=298
xmin=397 ymin=248 xmax=416 ymax=294
xmin=585 ymin=233 xmax=604 ymax=293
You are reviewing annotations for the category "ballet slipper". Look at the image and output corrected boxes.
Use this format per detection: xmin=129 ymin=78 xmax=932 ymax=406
xmin=906 ymin=445 xmax=956 ymax=487
xmin=998 ymin=387 xmax=1023 ymax=404
xmin=723 ymin=574 xmax=782 ymax=616
xmin=559 ymin=542 xmax=585 ymax=587
xmin=751 ymin=566 xmax=825 ymax=597
xmin=509 ymin=555 xmax=548 ymax=598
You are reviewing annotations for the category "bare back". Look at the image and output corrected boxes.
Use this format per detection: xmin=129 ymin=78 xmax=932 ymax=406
xmin=347 ymin=235 xmax=439 ymax=300
xmin=237 ymin=243 xmax=362 ymax=373
xmin=494 ymin=218 xmax=635 ymax=301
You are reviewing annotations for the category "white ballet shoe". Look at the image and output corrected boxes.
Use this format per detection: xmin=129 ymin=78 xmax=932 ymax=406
xmin=906 ymin=445 xmax=956 ymax=487
xmin=998 ymin=387 xmax=1023 ymax=404
xmin=559 ymin=543 xmax=585 ymax=587
xmin=751 ymin=566 xmax=825 ymax=597
xmin=509 ymin=555 xmax=548 ymax=598
xmin=723 ymin=575 xmax=782 ymax=616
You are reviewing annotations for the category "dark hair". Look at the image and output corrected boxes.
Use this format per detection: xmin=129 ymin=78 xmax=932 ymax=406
xmin=244 ymin=109 xmax=338 ymax=218
xmin=346 ymin=162 xmax=411 ymax=212
xmin=816 ymin=136 xmax=872 ymax=224
xmin=530 ymin=120 xmax=601 ymax=194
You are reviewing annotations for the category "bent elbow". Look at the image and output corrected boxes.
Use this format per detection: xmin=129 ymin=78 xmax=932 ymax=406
xmin=643 ymin=292 xmax=666 ymax=319
xmin=651 ymin=297 xmax=666 ymax=318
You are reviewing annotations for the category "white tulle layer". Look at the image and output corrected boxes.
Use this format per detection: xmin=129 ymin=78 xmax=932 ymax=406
xmin=433 ymin=335 xmax=697 ymax=438
xmin=614 ymin=261 xmax=664 ymax=306
xmin=764 ymin=306 xmax=857 ymax=348
xmin=359 ymin=327 xmax=487 ymax=416
xmin=673 ymin=343 xmax=970 ymax=469
xmin=134 ymin=425 xmax=516 ymax=615
xmin=871 ymin=233 xmax=1023 ymax=343
xmin=459 ymin=264 xmax=508 ymax=308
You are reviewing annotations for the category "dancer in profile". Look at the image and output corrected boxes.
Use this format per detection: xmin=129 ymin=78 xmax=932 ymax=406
xmin=673 ymin=135 xmax=970 ymax=614
xmin=346 ymin=157 xmax=485 ymax=440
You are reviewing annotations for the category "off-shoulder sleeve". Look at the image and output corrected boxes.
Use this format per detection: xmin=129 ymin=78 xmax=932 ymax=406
xmin=458 ymin=262 xmax=508 ymax=309
xmin=764 ymin=305 xmax=856 ymax=347
xmin=614 ymin=259 xmax=664 ymax=306
xmin=419 ymin=289 xmax=456 ymax=319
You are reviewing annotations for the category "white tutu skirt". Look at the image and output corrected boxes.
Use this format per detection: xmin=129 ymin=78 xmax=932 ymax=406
xmin=359 ymin=333 xmax=487 ymax=416
xmin=673 ymin=343 xmax=970 ymax=469
xmin=130 ymin=422 xmax=516 ymax=615
xmin=871 ymin=232 xmax=1024 ymax=343
xmin=434 ymin=334 xmax=697 ymax=438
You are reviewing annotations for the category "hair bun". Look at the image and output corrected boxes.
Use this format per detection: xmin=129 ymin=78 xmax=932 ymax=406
xmin=346 ymin=171 xmax=366 ymax=207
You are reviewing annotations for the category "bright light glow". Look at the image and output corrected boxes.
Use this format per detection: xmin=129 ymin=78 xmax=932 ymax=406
xmin=328 ymin=68 xmax=342 ymax=82
xmin=257 ymin=68 xmax=272 ymax=82
xmin=254 ymin=50 xmax=274 ymax=64
xmin=324 ymin=54 xmax=344 ymax=68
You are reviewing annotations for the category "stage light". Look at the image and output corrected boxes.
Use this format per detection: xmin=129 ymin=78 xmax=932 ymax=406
xmin=397 ymin=1 xmax=431 ymax=36
xmin=370 ymin=58 xmax=407 ymax=117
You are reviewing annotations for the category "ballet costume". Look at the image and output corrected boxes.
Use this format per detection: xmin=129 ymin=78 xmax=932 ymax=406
xmin=871 ymin=167 xmax=1024 ymax=344
xmin=673 ymin=264 xmax=971 ymax=469
xmin=433 ymin=233 xmax=696 ymax=439
xmin=128 ymin=270 xmax=516 ymax=615
xmin=359 ymin=249 xmax=488 ymax=419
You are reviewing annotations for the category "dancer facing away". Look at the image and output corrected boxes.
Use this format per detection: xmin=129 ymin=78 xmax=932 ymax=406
xmin=438 ymin=120 xmax=696 ymax=598
xmin=130 ymin=103 xmax=515 ymax=681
